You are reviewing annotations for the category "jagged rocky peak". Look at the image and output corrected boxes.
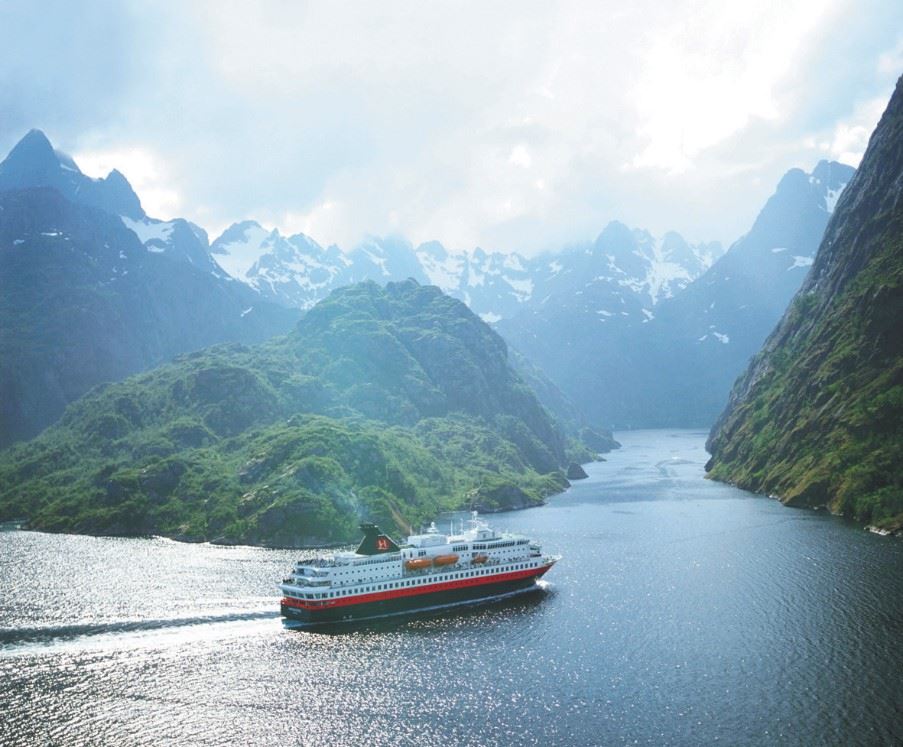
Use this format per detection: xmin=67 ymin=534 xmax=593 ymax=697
xmin=660 ymin=231 xmax=700 ymax=270
xmin=210 ymin=220 xmax=280 ymax=280
xmin=810 ymin=159 xmax=854 ymax=205
xmin=593 ymin=220 xmax=635 ymax=252
xmin=417 ymin=240 xmax=449 ymax=260
xmin=96 ymin=168 xmax=145 ymax=220
xmin=806 ymin=159 xmax=855 ymax=207
xmin=591 ymin=220 xmax=646 ymax=276
xmin=348 ymin=234 xmax=425 ymax=282
xmin=776 ymin=159 xmax=853 ymax=196
xmin=0 ymin=129 xmax=145 ymax=219
xmin=260 ymin=232 xmax=326 ymax=270
xmin=288 ymin=232 xmax=324 ymax=251
xmin=739 ymin=160 xmax=854 ymax=258
xmin=212 ymin=219 xmax=271 ymax=248
xmin=0 ymin=129 xmax=62 ymax=176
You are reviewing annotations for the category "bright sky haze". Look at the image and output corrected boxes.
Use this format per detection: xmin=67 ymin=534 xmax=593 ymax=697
xmin=1 ymin=0 xmax=901 ymax=253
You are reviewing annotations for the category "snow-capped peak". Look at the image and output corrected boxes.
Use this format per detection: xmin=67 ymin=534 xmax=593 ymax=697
xmin=210 ymin=221 xmax=276 ymax=281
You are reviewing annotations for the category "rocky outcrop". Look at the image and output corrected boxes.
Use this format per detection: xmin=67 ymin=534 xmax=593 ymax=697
xmin=566 ymin=463 xmax=588 ymax=480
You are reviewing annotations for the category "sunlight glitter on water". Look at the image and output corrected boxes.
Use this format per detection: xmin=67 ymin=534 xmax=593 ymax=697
xmin=2 ymin=430 xmax=901 ymax=746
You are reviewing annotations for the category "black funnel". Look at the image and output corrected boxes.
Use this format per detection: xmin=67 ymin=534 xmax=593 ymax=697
xmin=356 ymin=523 xmax=400 ymax=555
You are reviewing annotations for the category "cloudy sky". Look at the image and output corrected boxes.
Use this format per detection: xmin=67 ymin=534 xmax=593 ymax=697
xmin=1 ymin=0 xmax=901 ymax=253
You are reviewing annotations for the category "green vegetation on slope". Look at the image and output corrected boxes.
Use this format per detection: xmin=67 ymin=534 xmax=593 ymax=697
xmin=706 ymin=78 xmax=903 ymax=531
xmin=706 ymin=233 xmax=903 ymax=528
xmin=0 ymin=280 xmax=575 ymax=545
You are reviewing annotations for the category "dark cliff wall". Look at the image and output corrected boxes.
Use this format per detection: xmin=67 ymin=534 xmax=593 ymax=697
xmin=706 ymin=77 xmax=903 ymax=530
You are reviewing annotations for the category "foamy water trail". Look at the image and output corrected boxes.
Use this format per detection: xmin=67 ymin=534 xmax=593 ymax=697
xmin=0 ymin=609 xmax=281 ymax=656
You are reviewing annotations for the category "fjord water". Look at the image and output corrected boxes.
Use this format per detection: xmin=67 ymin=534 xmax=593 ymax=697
xmin=2 ymin=431 xmax=901 ymax=746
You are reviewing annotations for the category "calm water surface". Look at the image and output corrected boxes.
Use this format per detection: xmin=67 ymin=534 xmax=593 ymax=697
xmin=2 ymin=430 xmax=901 ymax=746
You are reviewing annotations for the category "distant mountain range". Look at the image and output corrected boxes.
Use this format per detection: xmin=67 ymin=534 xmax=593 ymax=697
xmin=208 ymin=217 xmax=721 ymax=322
xmin=0 ymin=131 xmax=298 ymax=447
xmin=0 ymin=126 xmax=857 ymax=451
xmin=498 ymin=159 xmax=855 ymax=428
xmin=0 ymin=128 xmax=728 ymax=446
xmin=707 ymin=77 xmax=903 ymax=532
xmin=202 ymin=200 xmax=729 ymax=435
xmin=206 ymin=162 xmax=856 ymax=433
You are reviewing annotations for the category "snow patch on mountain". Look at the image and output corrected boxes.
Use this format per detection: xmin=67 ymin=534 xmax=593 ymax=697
xmin=788 ymin=255 xmax=814 ymax=270
xmin=414 ymin=241 xmax=465 ymax=290
xmin=209 ymin=217 xmax=723 ymax=324
xmin=210 ymin=221 xmax=273 ymax=281
xmin=358 ymin=240 xmax=391 ymax=277
xmin=507 ymin=276 xmax=534 ymax=301
xmin=121 ymin=216 xmax=174 ymax=245
xmin=825 ymin=184 xmax=847 ymax=213
xmin=644 ymin=257 xmax=693 ymax=302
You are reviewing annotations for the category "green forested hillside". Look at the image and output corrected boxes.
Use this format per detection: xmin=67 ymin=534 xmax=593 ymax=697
xmin=0 ymin=280 xmax=575 ymax=545
xmin=706 ymin=77 xmax=903 ymax=531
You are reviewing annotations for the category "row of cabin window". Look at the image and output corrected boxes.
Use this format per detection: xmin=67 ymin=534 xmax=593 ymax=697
xmin=291 ymin=559 xmax=539 ymax=600
xmin=353 ymin=555 xmax=397 ymax=566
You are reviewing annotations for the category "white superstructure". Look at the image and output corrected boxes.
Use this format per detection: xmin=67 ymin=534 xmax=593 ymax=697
xmin=279 ymin=512 xmax=558 ymax=620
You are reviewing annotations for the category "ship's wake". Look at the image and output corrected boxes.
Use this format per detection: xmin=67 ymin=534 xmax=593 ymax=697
xmin=0 ymin=609 xmax=279 ymax=651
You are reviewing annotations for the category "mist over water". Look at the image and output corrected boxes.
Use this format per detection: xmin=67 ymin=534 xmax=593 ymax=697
xmin=2 ymin=430 xmax=901 ymax=746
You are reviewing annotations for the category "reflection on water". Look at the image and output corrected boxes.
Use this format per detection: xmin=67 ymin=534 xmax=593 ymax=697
xmin=1 ymin=430 xmax=901 ymax=746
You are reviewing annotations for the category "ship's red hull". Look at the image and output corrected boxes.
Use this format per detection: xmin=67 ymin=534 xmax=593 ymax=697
xmin=281 ymin=562 xmax=553 ymax=625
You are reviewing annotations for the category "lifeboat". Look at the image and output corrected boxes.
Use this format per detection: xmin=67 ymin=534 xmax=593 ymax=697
xmin=472 ymin=554 xmax=488 ymax=564
xmin=405 ymin=558 xmax=432 ymax=571
xmin=432 ymin=554 xmax=459 ymax=567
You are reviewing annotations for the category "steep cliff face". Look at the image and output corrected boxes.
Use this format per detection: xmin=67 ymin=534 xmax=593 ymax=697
xmin=0 ymin=190 xmax=298 ymax=448
xmin=0 ymin=129 xmax=145 ymax=219
xmin=0 ymin=133 xmax=299 ymax=448
xmin=706 ymin=77 xmax=903 ymax=530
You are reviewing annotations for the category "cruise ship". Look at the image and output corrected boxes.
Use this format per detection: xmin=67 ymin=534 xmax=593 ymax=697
xmin=279 ymin=513 xmax=559 ymax=625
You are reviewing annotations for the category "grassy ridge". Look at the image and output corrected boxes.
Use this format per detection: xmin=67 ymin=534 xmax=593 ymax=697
xmin=0 ymin=280 xmax=574 ymax=545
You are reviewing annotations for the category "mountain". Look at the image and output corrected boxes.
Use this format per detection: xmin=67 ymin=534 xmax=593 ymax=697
xmin=0 ymin=280 xmax=576 ymax=546
xmin=208 ymin=219 xmax=720 ymax=322
xmin=420 ymin=227 xmax=721 ymax=324
xmin=499 ymin=161 xmax=854 ymax=428
xmin=122 ymin=214 xmax=226 ymax=274
xmin=207 ymin=217 xmax=722 ymax=433
xmin=0 ymin=132 xmax=298 ymax=447
xmin=0 ymin=129 xmax=144 ymax=219
xmin=210 ymin=223 xmax=431 ymax=309
xmin=706 ymin=78 xmax=903 ymax=531
xmin=414 ymin=242 xmax=541 ymax=321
